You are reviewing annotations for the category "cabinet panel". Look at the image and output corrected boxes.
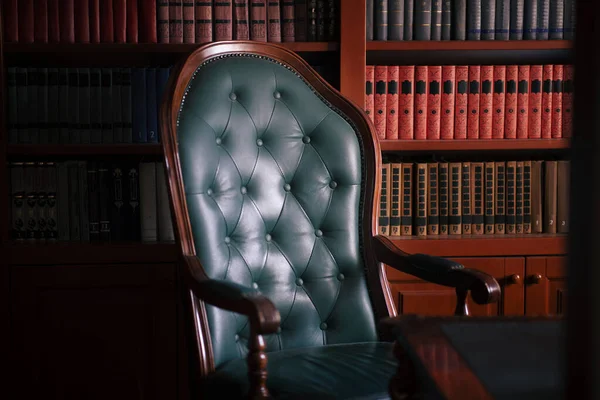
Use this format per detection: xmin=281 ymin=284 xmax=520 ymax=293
xmin=387 ymin=257 xmax=525 ymax=317
xmin=525 ymin=256 xmax=568 ymax=316
xmin=10 ymin=263 xmax=178 ymax=400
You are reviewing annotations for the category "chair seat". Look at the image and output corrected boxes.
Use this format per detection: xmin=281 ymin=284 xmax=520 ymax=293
xmin=202 ymin=342 xmax=398 ymax=399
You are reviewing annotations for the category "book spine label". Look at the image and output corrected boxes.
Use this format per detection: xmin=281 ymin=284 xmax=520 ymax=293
xmin=401 ymin=164 xmax=413 ymax=235
xmin=234 ymin=0 xmax=250 ymax=40
xmin=441 ymin=66 xmax=455 ymax=140
xmin=541 ymin=64 xmax=554 ymax=139
xmin=389 ymin=0 xmax=405 ymax=40
xmin=390 ymin=163 xmax=402 ymax=236
xmin=552 ymin=64 xmax=564 ymax=138
xmin=386 ymin=66 xmax=399 ymax=140
xmin=479 ymin=66 xmax=493 ymax=139
xmin=196 ymin=1 xmax=213 ymax=43
xmin=415 ymin=66 xmax=428 ymax=140
xmin=510 ymin=0 xmax=525 ymax=39
xmin=158 ymin=1 xmax=170 ymax=42
xmin=183 ymin=0 xmax=195 ymax=42
xmin=438 ymin=163 xmax=448 ymax=234
xmin=454 ymin=66 xmax=468 ymax=139
xmin=484 ymin=162 xmax=495 ymax=234
xmin=374 ymin=66 xmax=388 ymax=140
xmin=505 ymin=65 xmax=518 ymax=139
xmin=414 ymin=0 xmax=432 ymax=40
xmin=517 ymin=65 xmax=530 ymax=139
xmin=492 ymin=65 xmax=506 ymax=139
xmin=427 ymin=163 xmax=438 ymax=235
xmin=461 ymin=162 xmax=472 ymax=234
xmin=415 ymin=163 xmax=428 ymax=236
xmin=562 ymin=65 xmax=574 ymax=138
xmin=467 ymin=65 xmax=480 ymax=139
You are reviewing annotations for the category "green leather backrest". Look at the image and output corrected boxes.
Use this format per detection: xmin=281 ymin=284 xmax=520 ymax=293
xmin=176 ymin=54 xmax=378 ymax=368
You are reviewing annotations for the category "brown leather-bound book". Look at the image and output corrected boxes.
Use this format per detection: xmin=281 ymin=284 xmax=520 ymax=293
xmin=74 ymin=0 xmax=90 ymax=43
xmin=281 ymin=0 xmax=295 ymax=41
xmin=505 ymin=161 xmax=516 ymax=234
xmin=492 ymin=65 xmax=506 ymax=139
xmin=3 ymin=0 xmax=18 ymax=42
xmin=541 ymin=65 xmax=554 ymax=139
xmin=479 ymin=65 xmax=494 ymax=139
xmin=100 ymin=0 xmax=114 ymax=42
xmin=89 ymin=0 xmax=101 ymax=43
xmin=523 ymin=161 xmax=532 ymax=234
xmin=60 ymin=0 xmax=76 ymax=43
xmin=557 ymin=160 xmax=570 ymax=233
xmin=484 ymin=162 xmax=495 ymax=234
xmin=294 ymin=0 xmax=307 ymax=41
xmin=471 ymin=162 xmax=484 ymax=235
xmin=544 ymin=160 xmax=558 ymax=233
xmin=495 ymin=162 xmax=506 ymax=234
xmin=438 ymin=162 xmax=449 ymax=235
xmin=365 ymin=66 xmax=375 ymax=124
xmin=427 ymin=163 xmax=439 ymax=235
xmin=250 ymin=0 xmax=267 ymax=41
xmin=19 ymin=0 xmax=34 ymax=43
xmin=516 ymin=161 xmax=524 ymax=234
xmin=267 ymin=0 xmax=282 ymax=42
xmin=169 ymin=0 xmax=183 ymax=43
xmin=234 ymin=0 xmax=250 ymax=40
xmin=139 ymin=0 xmax=157 ymax=42
xmin=401 ymin=163 xmax=413 ymax=236
xmin=449 ymin=162 xmax=462 ymax=235
xmin=158 ymin=1 xmax=170 ymax=42
xmin=182 ymin=0 xmax=195 ymax=43
xmin=195 ymin=0 xmax=213 ymax=43
xmin=34 ymin=0 xmax=49 ymax=43
xmin=114 ymin=0 xmax=127 ymax=43
xmin=461 ymin=162 xmax=472 ymax=235
xmin=127 ymin=0 xmax=139 ymax=42
xmin=386 ymin=66 xmax=399 ymax=140
xmin=531 ymin=161 xmax=543 ymax=233
xmin=215 ymin=0 xmax=233 ymax=40
xmin=415 ymin=163 xmax=428 ymax=236
xmin=379 ymin=164 xmax=391 ymax=235
xmin=414 ymin=66 xmax=428 ymax=140
xmin=390 ymin=163 xmax=402 ymax=236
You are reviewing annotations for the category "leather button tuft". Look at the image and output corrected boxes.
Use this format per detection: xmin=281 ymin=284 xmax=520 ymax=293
xmin=283 ymin=184 xmax=291 ymax=192
xmin=315 ymin=229 xmax=323 ymax=237
xmin=320 ymin=322 xmax=328 ymax=330
xmin=273 ymin=91 xmax=281 ymax=99
xmin=241 ymin=186 xmax=247 ymax=194
xmin=252 ymin=282 xmax=259 ymax=289
xmin=215 ymin=137 xmax=222 ymax=145
xmin=256 ymin=138 xmax=263 ymax=147
xmin=295 ymin=278 xmax=303 ymax=286
xmin=235 ymin=334 xmax=240 ymax=341
xmin=229 ymin=92 xmax=237 ymax=101
xmin=207 ymin=188 xmax=213 ymax=196
xmin=329 ymin=181 xmax=338 ymax=189
xmin=337 ymin=273 xmax=345 ymax=281
xmin=224 ymin=237 xmax=231 ymax=244
xmin=302 ymin=136 xmax=311 ymax=144
xmin=265 ymin=234 xmax=272 ymax=242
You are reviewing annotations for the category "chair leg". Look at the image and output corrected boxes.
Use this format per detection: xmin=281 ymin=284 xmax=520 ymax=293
xmin=454 ymin=288 xmax=470 ymax=316
xmin=247 ymin=333 xmax=270 ymax=399
xmin=389 ymin=341 xmax=418 ymax=400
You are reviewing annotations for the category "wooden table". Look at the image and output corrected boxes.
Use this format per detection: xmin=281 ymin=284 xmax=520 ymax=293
xmin=381 ymin=315 xmax=565 ymax=400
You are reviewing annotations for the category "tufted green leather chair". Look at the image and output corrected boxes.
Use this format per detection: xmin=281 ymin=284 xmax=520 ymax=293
xmin=160 ymin=42 xmax=501 ymax=399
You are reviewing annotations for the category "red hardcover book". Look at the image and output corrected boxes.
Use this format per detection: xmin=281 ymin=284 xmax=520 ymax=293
xmin=563 ymin=65 xmax=574 ymax=138
xmin=48 ymin=0 xmax=60 ymax=42
xmin=528 ymin=65 xmax=543 ymax=139
xmin=386 ymin=66 xmax=399 ymax=140
xmin=281 ymin=0 xmax=295 ymax=42
xmin=454 ymin=66 xmax=468 ymax=140
xmin=139 ymin=0 xmax=157 ymax=42
xmin=158 ymin=1 xmax=170 ymax=43
xmin=89 ymin=0 xmax=100 ymax=43
xmin=414 ymin=66 xmax=428 ymax=140
xmin=267 ymin=0 xmax=282 ymax=42
xmin=169 ymin=0 xmax=183 ymax=43
xmin=365 ymin=66 xmax=375 ymax=124
xmin=374 ymin=66 xmax=388 ymax=140
xmin=195 ymin=1 xmax=212 ymax=43
xmin=552 ymin=65 xmax=564 ymax=138
xmin=113 ymin=0 xmax=127 ymax=43
xmin=3 ymin=0 xmax=18 ymax=42
xmin=541 ymin=65 xmax=554 ymax=139
xmin=504 ymin=65 xmax=518 ymax=139
xmin=34 ymin=0 xmax=49 ymax=43
xmin=517 ymin=65 xmax=530 ymax=139
xmin=74 ymin=0 xmax=90 ymax=43
xmin=127 ymin=0 xmax=139 ymax=43
xmin=215 ymin=1 xmax=233 ymax=40
xmin=427 ymin=66 xmax=442 ymax=140
xmin=183 ymin=0 xmax=195 ymax=42
xmin=492 ymin=65 xmax=506 ymax=139
xmin=441 ymin=66 xmax=456 ymax=140
xmin=251 ymin=0 xmax=267 ymax=41
xmin=467 ymin=66 xmax=480 ymax=139
xmin=479 ymin=66 xmax=494 ymax=139
xmin=60 ymin=0 xmax=75 ymax=43
xmin=398 ymin=66 xmax=415 ymax=140
xmin=100 ymin=0 xmax=114 ymax=42
xmin=233 ymin=0 xmax=250 ymax=39
xmin=19 ymin=0 xmax=34 ymax=43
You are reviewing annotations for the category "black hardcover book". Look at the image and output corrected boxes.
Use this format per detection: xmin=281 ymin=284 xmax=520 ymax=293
xmin=467 ymin=0 xmax=481 ymax=40
xmin=452 ymin=0 xmax=466 ymax=39
xmin=109 ymin=163 xmax=125 ymax=241
xmin=495 ymin=0 xmax=510 ymax=40
xmin=549 ymin=0 xmax=564 ymax=39
xmin=442 ymin=0 xmax=451 ymax=40
xmin=404 ymin=0 xmax=414 ymax=40
xmin=388 ymin=0 xmax=404 ymax=40
xmin=537 ymin=0 xmax=550 ymax=39
xmin=414 ymin=0 xmax=432 ymax=40
xmin=563 ymin=0 xmax=575 ymax=39
xmin=510 ymin=0 xmax=524 ymax=39
xmin=366 ymin=0 xmax=373 ymax=40
xmin=481 ymin=0 xmax=496 ymax=40
xmin=524 ymin=0 xmax=538 ymax=39
xmin=123 ymin=162 xmax=141 ymax=241
xmin=374 ymin=0 xmax=387 ymax=40
xmin=431 ymin=0 xmax=442 ymax=40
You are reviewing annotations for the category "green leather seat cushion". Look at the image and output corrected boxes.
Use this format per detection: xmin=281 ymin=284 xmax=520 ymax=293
xmin=202 ymin=342 xmax=397 ymax=399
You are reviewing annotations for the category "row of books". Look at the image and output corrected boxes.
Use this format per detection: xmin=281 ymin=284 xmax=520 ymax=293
xmin=8 ymin=160 xmax=174 ymax=243
xmin=367 ymin=0 xmax=576 ymax=41
xmin=365 ymin=64 xmax=573 ymax=140
xmin=7 ymin=67 xmax=172 ymax=145
xmin=378 ymin=160 xmax=569 ymax=236
xmin=3 ymin=0 xmax=337 ymax=44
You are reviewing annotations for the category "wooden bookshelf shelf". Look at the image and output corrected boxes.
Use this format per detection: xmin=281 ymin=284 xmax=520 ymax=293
xmin=2 ymin=242 xmax=179 ymax=265
xmin=390 ymin=234 xmax=567 ymax=257
xmin=380 ymin=139 xmax=570 ymax=152
xmin=367 ymin=40 xmax=573 ymax=52
xmin=7 ymin=144 xmax=163 ymax=157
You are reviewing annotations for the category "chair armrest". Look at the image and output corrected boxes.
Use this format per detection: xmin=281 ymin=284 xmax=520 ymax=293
xmin=183 ymin=255 xmax=280 ymax=335
xmin=372 ymin=235 xmax=501 ymax=305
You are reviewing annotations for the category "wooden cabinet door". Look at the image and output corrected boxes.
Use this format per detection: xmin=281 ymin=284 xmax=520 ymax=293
xmin=525 ymin=256 xmax=567 ymax=316
xmin=386 ymin=257 xmax=525 ymax=317
xmin=9 ymin=263 xmax=178 ymax=400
